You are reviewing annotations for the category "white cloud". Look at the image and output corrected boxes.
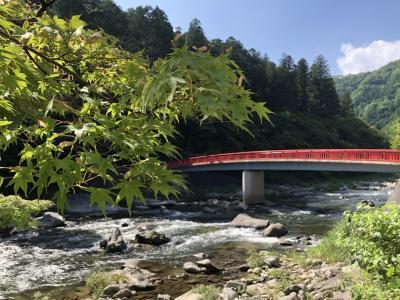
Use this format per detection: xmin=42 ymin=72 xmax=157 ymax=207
xmin=337 ymin=40 xmax=400 ymax=75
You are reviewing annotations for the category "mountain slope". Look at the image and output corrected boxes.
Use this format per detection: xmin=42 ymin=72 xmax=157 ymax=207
xmin=335 ymin=60 xmax=400 ymax=128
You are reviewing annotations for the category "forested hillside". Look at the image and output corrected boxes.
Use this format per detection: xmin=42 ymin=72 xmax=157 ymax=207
xmin=335 ymin=60 xmax=400 ymax=129
xmin=51 ymin=0 xmax=388 ymax=153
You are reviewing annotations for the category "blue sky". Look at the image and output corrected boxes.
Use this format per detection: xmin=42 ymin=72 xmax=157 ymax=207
xmin=114 ymin=0 xmax=400 ymax=75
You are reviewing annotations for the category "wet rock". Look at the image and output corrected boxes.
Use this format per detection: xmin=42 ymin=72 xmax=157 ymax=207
xmin=225 ymin=280 xmax=247 ymax=293
xmin=38 ymin=212 xmax=65 ymax=229
xmin=231 ymin=213 xmax=269 ymax=229
xmin=183 ymin=262 xmax=206 ymax=274
xmin=135 ymin=231 xmax=170 ymax=246
xmin=99 ymin=239 xmax=108 ymax=249
xmin=137 ymin=223 xmax=158 ymax=232
xmin=279 ymin=239 xmax=293 ymax=246
xmin=113 ymin=288 xmax=132 ymax=298
xmin=104 ymin=227 xmax=127 ymax=253
xmin=121 ymin=222 xmax=129 ymax=227
xmin=361 ymin=200 xmax=375 ymax=207
xmin=238 ymin=264 xmax=250 ymax=272
xmin=196 ymin=259 xmax=222 ymax=273
xmin=102 ymin=284 xmax=120 ymax=297
xmin=220 ymin=287 xmax=237 ymax=300
xmin=175 ymin=290 xmax=201 ymax=300
xmin=193 ymin=252 xmax=208 ymax=259
xmin=202 ymin=207 xmax=217 ymax=214
xmin=263 ymin=223 xmax=288 ymax=237
xmin=65 ymin=221 xmax=78 ymax=227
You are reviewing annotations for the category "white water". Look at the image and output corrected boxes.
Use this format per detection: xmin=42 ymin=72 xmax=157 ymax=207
xmin=0 ymin=180 xmax=394 ymax=299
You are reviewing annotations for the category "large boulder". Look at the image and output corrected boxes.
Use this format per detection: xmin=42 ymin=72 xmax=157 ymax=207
xmin=102 ymin=227 xmax=127 ymax=253
xmin=122 ymin=259 xmax=159 ymax=291
xmin=38 ymin=212 xmax=65 ymax=228
xmin=135 ymin=230 xmax=170 ymax=246
xmin=231 ymin=213 xmax=269 ymax=229
xmin=263 ymin=223 xmax=288 ymax=237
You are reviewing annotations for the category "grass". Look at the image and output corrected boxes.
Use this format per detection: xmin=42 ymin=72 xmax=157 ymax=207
xmin=192 ymin=284 xmax=221 ymax=300
xmin=246 ymin=249 xmax=267 ymax=268
xmin=86 ymin=270 xmax=128 ymax=299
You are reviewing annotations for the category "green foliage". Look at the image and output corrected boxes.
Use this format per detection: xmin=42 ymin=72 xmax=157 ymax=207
xmin=337 ymin=204 xmax=400 ymax=281
xmin=335 ymin=59 xmax=400 ymax=128
xmin=51 ymin=2 xmax=387 ymax=156
xmin=383 ymin=118 xmax=400 ymax=149
xmin=86 ymin=271 xmax=127 ymax=299
xmin=0 ymin=195 xmax=52 ymax=230
xmin=351 ymin=282 xmax=400 ymax=300
xmin=0 ymin=2 xmax=269 ymax=213
xmin=177 ymin=113 xmax=388 ymax=157
xmin=192 ymin=284 xmax=221 ymax=300
xmin=246 ymin=249 xmax=266 ymax=268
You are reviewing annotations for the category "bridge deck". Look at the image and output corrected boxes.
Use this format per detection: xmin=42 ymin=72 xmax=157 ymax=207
xmin=169 ymin=149 xmax=400 ymax=173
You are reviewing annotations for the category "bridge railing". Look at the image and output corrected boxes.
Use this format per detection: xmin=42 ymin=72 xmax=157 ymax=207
xmin=168 ymin=149 xmax=400 ymax=168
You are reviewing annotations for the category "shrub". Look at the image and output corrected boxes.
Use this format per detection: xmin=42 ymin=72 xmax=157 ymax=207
xmin=337 ymin=204 xmax=400 ymax=281
xmin=86 ymin=271 xmax=127 ymax=299
xmin=192 ymin=284 xmax=220 ymax=300
xmin=0 ymin=195 xmax=53 ymax=230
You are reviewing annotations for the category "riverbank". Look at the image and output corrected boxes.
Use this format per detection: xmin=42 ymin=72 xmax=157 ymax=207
xmin=1 ymin=176 xmax=397 ymax=299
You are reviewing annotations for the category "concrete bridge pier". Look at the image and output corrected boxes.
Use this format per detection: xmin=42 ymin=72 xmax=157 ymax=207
xmin=242 ymin=170 xmax=265 ymax=205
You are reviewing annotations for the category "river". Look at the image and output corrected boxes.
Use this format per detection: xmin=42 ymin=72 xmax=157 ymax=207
xmin=0 ymin=176 xmax=396 ymax=299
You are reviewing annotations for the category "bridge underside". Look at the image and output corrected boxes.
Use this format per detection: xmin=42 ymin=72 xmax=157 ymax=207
xmin=177 ymin=160 xmax=400 ymax=173
xmin=179 ymin=161 xmax=400 ymax=206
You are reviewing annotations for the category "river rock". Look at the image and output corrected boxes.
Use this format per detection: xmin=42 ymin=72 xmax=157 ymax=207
xmin=135 ymin=231 xmax=170 ymax=246
xmin=360 ymin=200 xmax=375 ymax=207
xmin=263 ymin=223 xmax=288 ymax=237
xmin=102 ymin=284 xmax=120 ymax=297
xmin=119 ymin=259 xmax=159 ymax=291
xmin=238 ymin=264 xmax=250 ymax=272
xmin=196 ymin=259 xmax=222 ymax=273
xmin=264 ymin=256 xmax=280 ymax=268
xmin=225 ymin=280 xmax=247 ymax=293
xmin=112 ymin=288 xmax=132 ymax=298
xmin=104 ymin=227 xmax=127 ymax=253
xmin=175 ymin=290 xmax=201 ymax=300
xmin=202 ymin=207 xmax=217 ymax=214
xmin=38 ymin=212 xmax=65 ymax=229
xmin=231 ymin=213 xmax=269 ymax=229
xmin=193 ymin=252 xmax=208 ymax=259
xmin=157 ymin=294 xmax=171 ymax=300
xmin=283 ymin=284 xmax=304 ymax=295
xmin=183 ymin=262 xmax=206 ymax=274
xmin=220 ymin=287 xmax=237 ymax=300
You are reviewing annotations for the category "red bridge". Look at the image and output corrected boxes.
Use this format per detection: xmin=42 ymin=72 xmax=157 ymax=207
xmin=169 ymin=149 xmax=400 ymax=205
